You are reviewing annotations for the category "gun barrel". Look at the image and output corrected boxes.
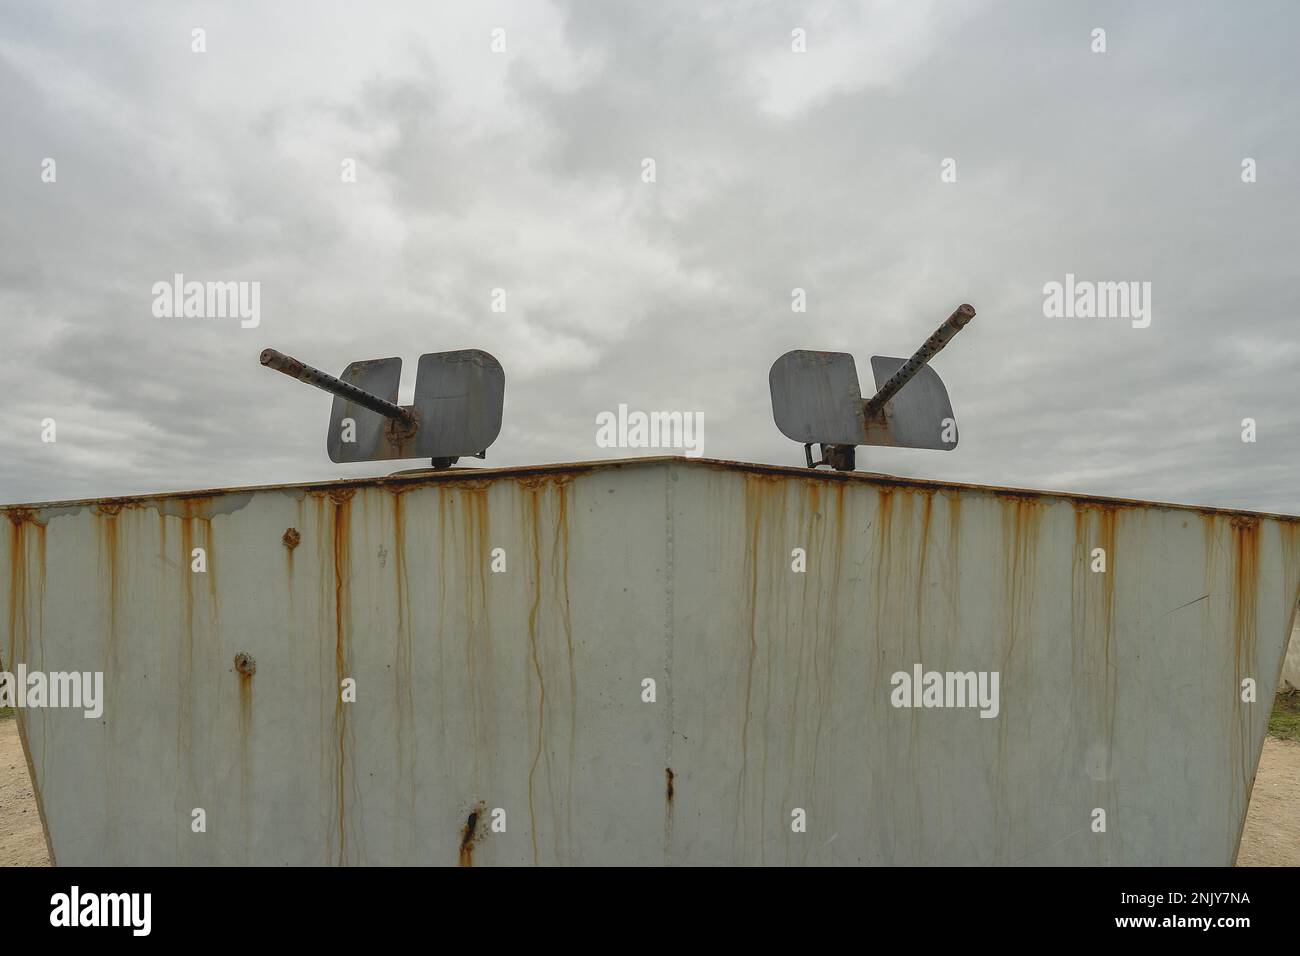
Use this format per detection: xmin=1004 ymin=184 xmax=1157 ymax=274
xmin=260 ymin=348 xmax=411 ymax=422
xmin=864 ymin=304 xmax=976 ymax=415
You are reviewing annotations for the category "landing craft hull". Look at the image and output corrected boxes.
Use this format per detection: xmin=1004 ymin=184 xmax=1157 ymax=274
xmin=3 ymin=457 xmax=1297 ymax=865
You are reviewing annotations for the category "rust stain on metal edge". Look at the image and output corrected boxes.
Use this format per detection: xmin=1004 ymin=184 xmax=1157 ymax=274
xmin=4 ymin=510 xmax=57 ymax=866
xmin=458 ymin=802 xmax=486 ymax=867
xmin=1229 ymin=516 xmax=1261 ymax=791
xmin=3 ymin=457 xmax=1295 ymax=525
xmin=234 ymin=653 xmax=255 ymax=827
xmin=325 ymin=487 xmax=355 ymax=865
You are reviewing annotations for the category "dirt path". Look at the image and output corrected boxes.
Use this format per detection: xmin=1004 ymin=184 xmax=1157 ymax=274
xmin=0 ymin=716 xmax=49 ymax=866
xmin=0 ymin=716 xmax=1296 ymax=866
xmin=1237 ymin=737 xmax=1300 ymax=866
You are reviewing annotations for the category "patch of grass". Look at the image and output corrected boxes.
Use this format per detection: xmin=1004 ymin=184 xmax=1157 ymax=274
xmin=1268 ymin=691 xmax=1300 ymax=742
xmin=0 ymin=706 xmax=13 ymax=720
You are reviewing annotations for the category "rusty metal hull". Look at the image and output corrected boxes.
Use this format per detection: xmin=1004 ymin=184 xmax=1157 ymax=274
xmin=3 ymin=458 xmax=1298 ymax=865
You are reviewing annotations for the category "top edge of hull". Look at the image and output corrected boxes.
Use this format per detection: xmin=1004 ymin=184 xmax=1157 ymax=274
xmin=2 ymin=456 xmax=1297 ymax=524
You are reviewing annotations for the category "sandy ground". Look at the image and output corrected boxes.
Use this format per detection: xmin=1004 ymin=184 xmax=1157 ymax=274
xmin=0 ymin=716 xmax=1295 ymax=866
xmin=1236 ymin=737 xmax=1300 ymax=866
xmin=0 ymin=717 xmax=49 ymax=866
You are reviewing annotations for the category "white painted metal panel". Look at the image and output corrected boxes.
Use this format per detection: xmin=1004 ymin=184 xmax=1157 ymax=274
xmin=2 ymin=458 xmax=1296 ymax=865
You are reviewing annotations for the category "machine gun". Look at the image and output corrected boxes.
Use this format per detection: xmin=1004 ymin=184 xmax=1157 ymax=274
xmin=769 ymin=304 xmax=975 ymax=470
xmin=260 ymin=348 xmax=505 ymax=469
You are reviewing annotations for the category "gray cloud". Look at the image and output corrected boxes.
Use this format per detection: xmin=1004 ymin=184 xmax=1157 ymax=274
xmin=0 ymin=0 xmax=1296 ymax=513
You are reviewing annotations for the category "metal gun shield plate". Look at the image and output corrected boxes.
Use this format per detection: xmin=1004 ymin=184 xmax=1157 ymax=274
xmin=867 ymin=356 xmax=956 ymax=450
xmin=769 ymin=350 xmax=867 ymax=445
xmin=327 ymin=357 xmax=404 ymax=463
xmin=412 ymin=349 xmax=505 ymax=459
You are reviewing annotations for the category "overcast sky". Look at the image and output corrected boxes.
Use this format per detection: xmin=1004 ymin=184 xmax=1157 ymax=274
xmin=1 ymin=0 xmax=1297 ymax=512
